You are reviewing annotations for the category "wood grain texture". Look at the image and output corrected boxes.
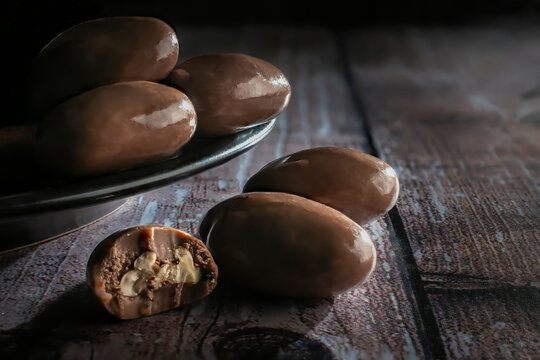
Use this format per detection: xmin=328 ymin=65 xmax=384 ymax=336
xmin=347 ymin=24 xmax=540 ymax=286
xmin=428 ymin=289 xmax=539 ymax=359
xmin=0 ymin=27 xmax=425 ymax=359
xmin=346 ymin=22 xmax=540 ymax=358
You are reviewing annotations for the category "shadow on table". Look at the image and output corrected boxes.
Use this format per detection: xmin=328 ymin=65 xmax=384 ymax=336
xmin=199 ymin=282 xmax=336 ymax=360
xmin=0 ymin=280 xmax=335 ymax=359
xmin=0 ymin=282 xmax=111 ymax=359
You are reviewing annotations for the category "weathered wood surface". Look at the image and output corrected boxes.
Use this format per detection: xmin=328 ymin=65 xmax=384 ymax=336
xmin=0 ymin=27 xmax=426 ymax=359
xmin=1 ymin=23 xmax=539 ymax=359
xmin=428 ymin=289 xmax=539 ymax=359
xmin=347 ymin=23 xmax=540 ymax=358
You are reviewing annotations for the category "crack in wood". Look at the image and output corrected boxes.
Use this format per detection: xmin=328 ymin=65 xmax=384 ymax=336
xmin=421 ymin=272 xmax=540 ymax=292
xmin=521 ymin=83 xmax=540 ymax=99
xmin=176 ymin=306 xmax=191 ymax=355
xmin=196 ymin=299 xmax=222 ymax=357
xmin=386 ymin=209 xmax=448 ymax=360
xmin=333 ymin=28 xmax=448 ymax=360
xmin=89 ymin=342 xmax=94 ymax=360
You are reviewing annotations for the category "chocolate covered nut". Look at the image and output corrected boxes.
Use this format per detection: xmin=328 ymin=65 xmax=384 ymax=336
xmin=199 ymin=192 xmax=376 ymax=298
xmin=36 ymin=81 xmax=196 ymax=176
xmin=243 ymin=147 xmax=400 ymax=225
xmin=87 ymin=225 xmax=218 ymax=320
xmin=167 ymin=53 xmax=291 ymax=136
xmin=29 ymin=16 xmax=179 ymax=119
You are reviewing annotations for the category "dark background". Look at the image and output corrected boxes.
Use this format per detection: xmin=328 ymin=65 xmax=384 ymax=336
xmin=3 ymin=0 xmax=540 ymax=126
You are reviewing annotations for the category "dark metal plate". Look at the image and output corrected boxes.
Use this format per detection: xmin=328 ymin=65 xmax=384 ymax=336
xmin=0 ymin=119 xmax=275 ymax=251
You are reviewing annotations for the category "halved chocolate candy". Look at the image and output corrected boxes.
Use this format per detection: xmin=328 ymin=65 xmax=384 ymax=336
xmin=87 ymin=225 xmax=218 ymax=320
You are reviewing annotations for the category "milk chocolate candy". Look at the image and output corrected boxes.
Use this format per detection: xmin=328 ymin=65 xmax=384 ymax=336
xmin=36 ymin=81 xmax=196 ymax=176
xmin=199 ymin=192 xmax=376 ymax=298
xmin=167 ymin=53 xmax=291 ymax=136
xmin=243 ymin=147 xmax=400 ymax=225
xmin=87 ymin=226 xmax=218 ymax=320
xmin=29 ymin=16 xmax=179 ymax=119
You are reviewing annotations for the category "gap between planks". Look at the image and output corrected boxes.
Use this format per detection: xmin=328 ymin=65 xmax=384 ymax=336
xmin=333 ymin=28 xmax=448 ymax=360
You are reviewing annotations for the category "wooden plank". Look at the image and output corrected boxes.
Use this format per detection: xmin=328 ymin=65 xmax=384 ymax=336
xmin=428 ymin=289 xmax=540 ymax=359
xmin=346 ymin=24 xmax=540 ymax=285
xmin=345 ymin=23 xmax=540 ymax=358
xmin=0 ymin=26 xmax=426 ymax=359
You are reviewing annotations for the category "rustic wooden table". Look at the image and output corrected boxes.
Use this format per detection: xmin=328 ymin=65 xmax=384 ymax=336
xmin=1 ymin=22 xmax=539 ymax=359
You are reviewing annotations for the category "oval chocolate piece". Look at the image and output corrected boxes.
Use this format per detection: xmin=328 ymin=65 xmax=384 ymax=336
xmin=29 ymin=16 xmax=179 ymax=119
xmin=36 ymin=81 xmax=196 ymax=176
xmin=87 ymin=225 xmax=218 ymax=320
xmin=167 ymin=53 xmax=291 ymax=136
xmin=243 ymin=147 xmax=400 ymax=225
xmin=199 ymin=192 xmax=376 ymax=298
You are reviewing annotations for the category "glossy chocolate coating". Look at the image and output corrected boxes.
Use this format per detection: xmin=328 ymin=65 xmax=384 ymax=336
xmin=87 ymin=225 xmax=218 ymax=320
xmin=36 ymin=81 xmax=196 ymax=176
xmin=199 ymin=192 xmax=376 ymax=298
xmin=167 ymin=53 xmax=291 ymax=136
xmin=243 ymin=147 xmax=400 ymax=225
xmin=29 ymin=16 xmax=179 ymax=120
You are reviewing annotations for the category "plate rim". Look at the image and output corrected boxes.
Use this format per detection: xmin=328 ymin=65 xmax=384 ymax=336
xmin=0 ymin=119 xmax=276 ymax=218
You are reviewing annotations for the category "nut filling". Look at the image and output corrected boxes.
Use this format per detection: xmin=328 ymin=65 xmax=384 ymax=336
xmin=87 ymin=225 xmax=218 ymax=319
xmin=120 ymin=247 xmax=202 ymax=297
